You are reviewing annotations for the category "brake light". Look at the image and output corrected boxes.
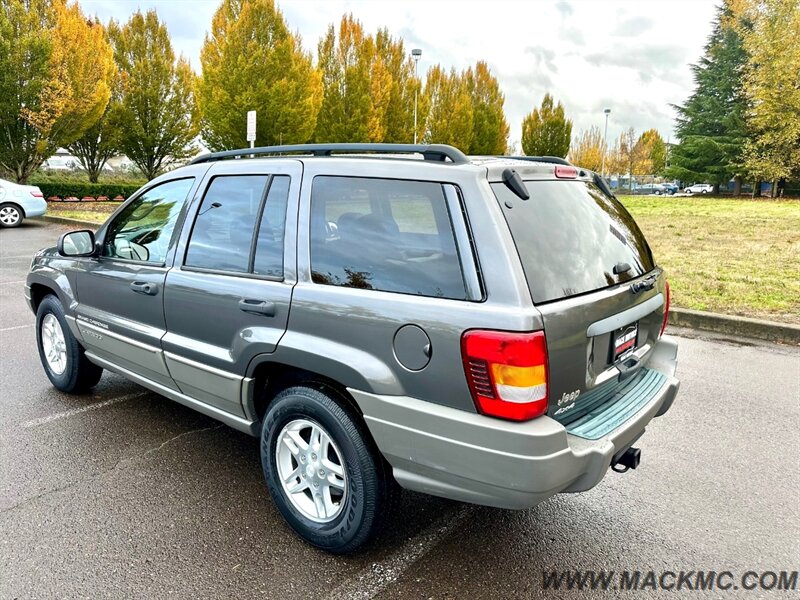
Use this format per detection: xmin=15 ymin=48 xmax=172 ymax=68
xmin=461 ymin=330 xmax=549 ymax=421
xmin=554 ymin=165 xmax=577 ymax=179
xmin=30 ymin=191 xmax=43 ymax=198
xmin=660 ymin=280 xmax=670 ymax=337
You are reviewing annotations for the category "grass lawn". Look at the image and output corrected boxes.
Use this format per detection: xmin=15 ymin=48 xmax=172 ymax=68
xmin=618 ymin=195 xmax=800 ymax=325
xmin=45 ymin=196 xmax=800 ymax=324
xmin=46 ymin=202 xmax=119 ymax=224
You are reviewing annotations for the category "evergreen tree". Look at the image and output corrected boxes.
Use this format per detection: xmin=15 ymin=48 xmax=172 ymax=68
xmin=199 ymin=0 xmax=322 ymax=150
xmin=666 ymin=0 xmax=748 ymax=192
xmin=521 ymin=94 xmax=572 ymax=158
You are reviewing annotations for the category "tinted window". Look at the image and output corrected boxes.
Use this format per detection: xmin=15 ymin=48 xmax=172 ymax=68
xmin=103 ymin=178 xmax=194 ymax=263
xmin=185 ymin=176 xmax=269 ymax=273
xmin=310 ymin=176 xmax=467 ymax=299
xmin=491 ymin=180 xmax=655 ymax=304
xmin=253 ymin=175 xmax=290 ymax=277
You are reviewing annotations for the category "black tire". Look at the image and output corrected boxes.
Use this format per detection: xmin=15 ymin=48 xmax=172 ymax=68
xmin=261 ymin=385 xmax=393 ymax=553
xmin=36 ymin=295 xmax=103 ymax=393
xmin=0 ymin=203 xmax=23 ymax=227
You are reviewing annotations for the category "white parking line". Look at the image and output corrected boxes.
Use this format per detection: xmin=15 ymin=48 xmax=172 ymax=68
xmin=0 ymin=255 xmax=33 ymax=259
xmin=21 ymin=392 xmax=149 ymax=429
xmin=326 ymin=504 xmax=474 ymax=600
xmin=0 ymin=323 xmax=33 ymax=332
xmin=0 ymin=280 xmax=26 ymax=285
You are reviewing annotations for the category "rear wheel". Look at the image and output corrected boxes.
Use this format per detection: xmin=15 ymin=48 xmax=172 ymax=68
xmin=0 ymin=203 xmax=23 ymax=227
xmin=36 ymin=295 xmax=103 ymax=393
xmin=261 ymin=385 xmax=393 ymax=553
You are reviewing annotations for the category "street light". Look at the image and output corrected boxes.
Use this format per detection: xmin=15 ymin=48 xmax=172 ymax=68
xmin=601 ymin=108 xmax=611 ymax=178
xmin=412 ymin=48 xmax=422 ymax=144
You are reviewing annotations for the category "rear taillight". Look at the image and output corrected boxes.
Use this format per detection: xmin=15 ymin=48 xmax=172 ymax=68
xmin=660 ymin=280 xmax=670 ymax=337
xmin=30 ymin=191 xmax=43 ymax=198
xmin=461 ymin=330 xmax=549 ymax=421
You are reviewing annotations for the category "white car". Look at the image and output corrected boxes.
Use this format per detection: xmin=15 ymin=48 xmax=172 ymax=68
xmin=0 ymin=178 xmax=47 ymax=227
xmin=683 ymin=183 xmax=714 ymax=194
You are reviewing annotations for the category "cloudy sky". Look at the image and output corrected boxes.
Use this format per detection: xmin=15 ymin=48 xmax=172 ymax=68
xmin=80 ymin=0 xmax=720 ymax=149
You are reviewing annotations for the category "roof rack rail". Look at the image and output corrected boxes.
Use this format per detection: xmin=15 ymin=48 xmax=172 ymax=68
xmin=190 ymin=143 xmax=469 ymax=165
xmin=505 ymin=155 xmax=573 ymax=166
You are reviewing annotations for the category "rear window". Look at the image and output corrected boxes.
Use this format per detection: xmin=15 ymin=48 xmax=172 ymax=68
xmin=491 ymin=180 xmax=655 ymax=304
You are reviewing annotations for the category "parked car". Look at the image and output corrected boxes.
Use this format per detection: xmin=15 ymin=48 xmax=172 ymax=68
xmin=0 ymin=178 xmax=47 ymax=227
xmin=684 ymin=183 xmax=714 ymax=194
xmin=662 ymin=182 xmax=679 ymax=195
xmin=634 ymin=183 xmax=669 ymax=195
xmin=25 ymin=144 xmax=679 ymax=553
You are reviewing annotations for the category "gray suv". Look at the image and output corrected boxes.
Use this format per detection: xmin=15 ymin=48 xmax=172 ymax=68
xmin=25 ymin=144 xmax=679 ymax=553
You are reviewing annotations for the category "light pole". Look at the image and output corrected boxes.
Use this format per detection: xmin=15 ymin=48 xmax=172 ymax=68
xmin=412 ymin=48 xmax=422 ymax=144
xmin=601 ymin=108 xmax=611 ymax=178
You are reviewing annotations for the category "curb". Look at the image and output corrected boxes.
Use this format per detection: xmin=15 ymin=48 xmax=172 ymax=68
xmin=669 ymin=308 xmax=800 ymax=346
xmin=32 ymin=215 xmax=101 ymax=229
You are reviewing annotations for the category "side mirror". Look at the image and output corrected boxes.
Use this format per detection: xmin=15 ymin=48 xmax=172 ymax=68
xmin=58 ymin=230 xmax=96 ymax=257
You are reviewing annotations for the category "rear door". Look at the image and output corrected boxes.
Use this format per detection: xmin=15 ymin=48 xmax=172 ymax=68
xmin=74 ymin=177 xmax=197 ymax=390
xmin=491 ymin=178 xmax=667 ymax=424
xmin=161 ymin=160 xmax=300 ymax=418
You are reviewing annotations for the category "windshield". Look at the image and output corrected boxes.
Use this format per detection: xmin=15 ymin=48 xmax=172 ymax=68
xmin=491 ymin=180 xmax=655 ymax=304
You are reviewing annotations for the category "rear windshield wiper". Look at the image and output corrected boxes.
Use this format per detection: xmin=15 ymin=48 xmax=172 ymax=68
xmin=631 ymin=274 xmax=657 ymax=294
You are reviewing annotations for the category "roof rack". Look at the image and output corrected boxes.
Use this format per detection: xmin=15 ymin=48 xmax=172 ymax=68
xmin=504 ymin=155 xmax=572 ymax=166
xmin=190 ymin=143 xmax=470 ymax=165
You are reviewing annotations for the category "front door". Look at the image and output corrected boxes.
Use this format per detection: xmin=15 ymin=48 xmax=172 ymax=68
xmin=74 ymin=177 xmax=197 ymax=390
xmin=161 ymin=161 xmax=300 ymax=417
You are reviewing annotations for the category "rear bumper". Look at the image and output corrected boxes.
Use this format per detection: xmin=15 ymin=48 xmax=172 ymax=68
xmin=350 ymin=336 xmax=679 ymax=509
xmin=22 ymin=197 xmax=47 ymax=218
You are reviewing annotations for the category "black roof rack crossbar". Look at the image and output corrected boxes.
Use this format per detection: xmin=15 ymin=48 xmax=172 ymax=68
xmin=505 ymin=155 xmax=572 ymax=166
xmin=190 ymin=143 xmax=470 ymax=165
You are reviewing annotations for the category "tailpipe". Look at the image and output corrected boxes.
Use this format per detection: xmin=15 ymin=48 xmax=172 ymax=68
xmin=611 ymin=446 xmax=641 ymax=473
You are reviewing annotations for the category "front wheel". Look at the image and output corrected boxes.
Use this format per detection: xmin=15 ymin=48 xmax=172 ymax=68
xmin=36 ymin=295 xmax=103 ymax=393
xmin=0 ymin=203 xmax=23 ymax=227
xmin=261 ymin=385 xmax=393 ymax=553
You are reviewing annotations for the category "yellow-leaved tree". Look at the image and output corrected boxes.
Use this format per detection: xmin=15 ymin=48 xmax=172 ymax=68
xmin=423 ymin=65 xmax=473 ymax=150
xmin=199 ymin=0 xmax=322 ymax=150
xmin=0 ymin=0 xmax=115 ymax=182
xmin=464 ymin=61 xmax=509 ymax=155
xmin=108 ymin=10 xmax=199 ymax=180
xmin=736 ymin=0 xmax=800 ymax=195
xmin=569 ymin=126 xmax=606 ymax=171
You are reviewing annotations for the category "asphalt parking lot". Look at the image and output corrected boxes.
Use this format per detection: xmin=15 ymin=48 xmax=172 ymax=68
xmin=1 ymin=220 xmax=798 ymax=599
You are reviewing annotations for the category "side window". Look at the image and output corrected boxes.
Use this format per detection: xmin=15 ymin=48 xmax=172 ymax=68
xmin=185 ymin=175 xmax=269 ymax=273
xmin=103 ymin=178 xmax=194 ymax=263
xmin=253 ymin=175 xmax=290 ymax=277
xmin=310 ymin=176 xmax=467 ymax=300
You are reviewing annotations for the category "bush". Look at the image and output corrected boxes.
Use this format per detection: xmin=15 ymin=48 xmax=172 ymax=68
xmin=31 ymin=169 xmax=148 ymax=186
xmin=38 ymin=182 xmax=142 ymax=201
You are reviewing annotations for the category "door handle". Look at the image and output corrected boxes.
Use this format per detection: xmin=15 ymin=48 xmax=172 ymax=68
xmin=238 ymin=298 xmax=276 ymax=317
xmin=130 ymin=281 xmax=158 ymax=296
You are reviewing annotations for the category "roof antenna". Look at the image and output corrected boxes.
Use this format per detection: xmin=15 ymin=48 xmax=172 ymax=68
xmin=502 ymin=168 xmax=529 ymax=200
